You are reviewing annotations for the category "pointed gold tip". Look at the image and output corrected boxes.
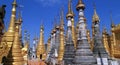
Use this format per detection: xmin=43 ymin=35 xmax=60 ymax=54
xmin=66 ymin=0 xmax=74 ymax=19
xmin=68 ymin=0 xmax=71 ymax=13
xmin=92 ymin=3 xmax=100 ymax=22
xmin=12 ymin=0 xmax=17 ymax=5
xmin=68 ymin=0 xmax=71 ymax=11
xmin=37 ymin=22 xmax=45 ymax=59
xmin=79 ymin=0 xmax=82 ymax=3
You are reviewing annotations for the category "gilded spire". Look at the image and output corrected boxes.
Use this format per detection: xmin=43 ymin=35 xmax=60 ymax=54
xmin=92 ymin=3 xmax=100 ymax=22
xmin=5 ymin=17 xmax=23 ymax=65
xmin=7 ymin=0 xmax=17 ymax=33
xmin=16 ymin=7 xmax=23 ymax=38
xmin=15 ymin=10 xmax=23 ymax=48
xmin=68 ymin=0 xmax=72 ymax=14
xmin=64 ymin=1 xmax=75 ymax=63
xmin=58 ymin=8 xmax=65 ymax=61
xmin=70 ymin=1 xmax=76 ymax=48
xmin=76 ymin=0 xmax=85 ymax=10
xmin=3 ymin=0 xmax=17 ymax=48
xmin=13 ymin=0 xmax=17 ymax=5
xmin=92 ymin=3 xmax=108 ymax=64
xmin=66 ymin=0 xmax=74 ymax=19
xmin=37 ymin=25 xmax=45 ymax=59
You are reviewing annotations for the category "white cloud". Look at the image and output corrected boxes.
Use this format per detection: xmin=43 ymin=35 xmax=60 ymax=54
xmin=35 ymin=0 xmax=61 ymax=6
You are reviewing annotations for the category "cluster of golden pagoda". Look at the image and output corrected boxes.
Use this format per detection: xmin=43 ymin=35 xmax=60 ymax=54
xmin=0 ymin=0 xmax=24 ymax=64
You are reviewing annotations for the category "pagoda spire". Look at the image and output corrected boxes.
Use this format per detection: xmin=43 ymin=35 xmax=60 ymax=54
xmin=5 ymin=14 xmax=24 ymax=65
xmin=58 ymin=8 xmax=65 ymax=61
xmin=3 ymin=0 xmax=17 ymax=48
xmin=17 ymin=7 xmax=23 ymax=43
xmin=37 ymin=25 xmax=45 ymax=59
xmin=66 ymin=0 xmax=76 ymax=48
xmin=73 ymin=0 xmax=97 ymax=64
xmin=63 ymin=0 xmax=75 ymax=64
xmin=66 ymin=0 xmax=74 ymax=19
xmin=69 ymin=0 xmax=76 ymax=49
xmin=15 ymin=8 xmax=23 ymax=48
xmin=68 ymin=0 xmax=71 ymax=13
xmin=92 ymin=3 xmax=99 ymax=51
xmin=92 ymin=3 xmax=100 ymax=22
xmin=18 ymin=6 xmax=22 ymax=25
xmin=7 ymin=0 xmax=17 ymax=33
xmin=92 ymin=3 xmax=109 ymax=65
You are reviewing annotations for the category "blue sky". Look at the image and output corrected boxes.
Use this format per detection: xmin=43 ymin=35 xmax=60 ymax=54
xmin=1 ymin=0 xmax=120 ymax=47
